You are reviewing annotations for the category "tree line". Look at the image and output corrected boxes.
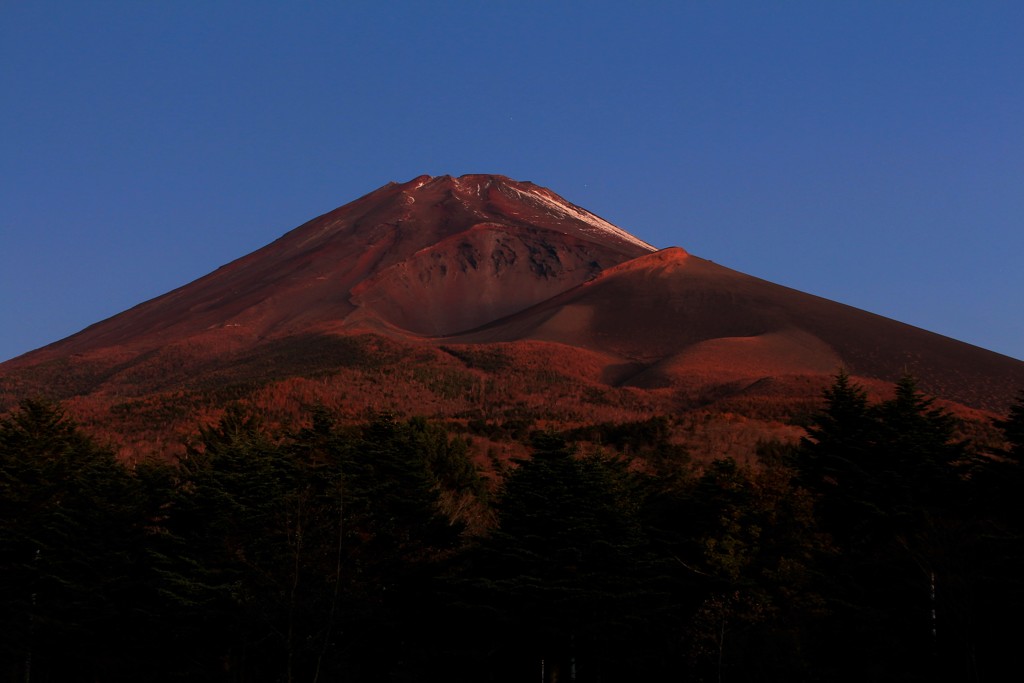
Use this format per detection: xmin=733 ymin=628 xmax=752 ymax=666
xmin=1 ymin=373 xmax=1023 ymax=682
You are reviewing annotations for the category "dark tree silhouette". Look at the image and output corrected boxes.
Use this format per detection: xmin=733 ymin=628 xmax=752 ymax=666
xmin=0 ymin=400 xmax=153 ymax=682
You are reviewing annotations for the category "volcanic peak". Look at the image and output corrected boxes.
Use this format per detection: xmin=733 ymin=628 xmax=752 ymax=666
xmin=387 ymin=174 xmax=657 ymax=254
xmin=4 ymin=174 xmax=660 ymax=362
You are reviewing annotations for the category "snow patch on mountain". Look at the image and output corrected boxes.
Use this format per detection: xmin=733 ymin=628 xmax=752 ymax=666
xmin=506 ymin=185 xmax=656 ymax=252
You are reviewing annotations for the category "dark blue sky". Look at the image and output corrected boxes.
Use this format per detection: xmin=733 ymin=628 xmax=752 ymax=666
xmin=3 ymin=1 xmax=1023 ymax=362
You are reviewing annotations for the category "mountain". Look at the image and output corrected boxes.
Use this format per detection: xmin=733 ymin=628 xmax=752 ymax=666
xmin=10 ymin=174 xmax=652 ymax=359
xmin=2 ymin=173 xmax=1021 ymax=455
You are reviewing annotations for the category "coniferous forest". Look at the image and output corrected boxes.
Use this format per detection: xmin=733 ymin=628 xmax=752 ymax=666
xmin=2 ymin=375 xmax=1024 ymax=682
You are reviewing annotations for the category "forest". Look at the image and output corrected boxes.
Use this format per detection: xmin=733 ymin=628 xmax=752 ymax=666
xmin=2 ymin=373 xmax=1023 ymax=682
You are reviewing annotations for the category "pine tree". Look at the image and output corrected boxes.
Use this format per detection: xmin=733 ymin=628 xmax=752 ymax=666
xmin=0 ymin=400 xmax=152 ymax=681
xmin=967 ymin=391 xmax=1024 ymax=681
xmin=801 ymin=369 xmax=874 ymax=472
xmin=336 ymin=413 xmax=464 ymax=679
xmin=994 ymin=390 xmax=1024 ymax=465
xmin=873 ymin=374 xmax=965 ymax=512
xmin=795 ymin=370 xmax=882 ymax=544
xmin=161 ymin=404 xmax=305 ymax=681
xmin=677 ymin=450 xmax=829 ymax=682
xmin=464 ymin=432 xmax=652 ymax=681
xmin=792 ymin=374 xmax=975 ymax=680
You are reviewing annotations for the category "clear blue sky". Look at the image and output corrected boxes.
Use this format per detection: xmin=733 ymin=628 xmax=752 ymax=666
xmin=3 ymin=1 xmax=1023 ymax=362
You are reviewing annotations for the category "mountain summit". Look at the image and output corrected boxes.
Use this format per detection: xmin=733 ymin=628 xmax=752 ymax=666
xmin=20 ymin=174 xmax=653 ymax=356
xmin=2 ymin=174 xmax=1022 ymax=446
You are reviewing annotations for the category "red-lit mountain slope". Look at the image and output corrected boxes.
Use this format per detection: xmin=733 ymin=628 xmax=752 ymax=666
xmin=1 ymin=174 xmax=1021 ymax=438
